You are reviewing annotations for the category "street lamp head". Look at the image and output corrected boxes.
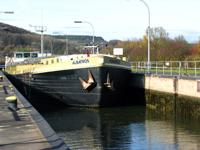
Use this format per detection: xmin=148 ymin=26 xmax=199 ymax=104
xmin=4 ymin=11 xmax=14 ymax=14
xmin=53 ymin=32 xmax=59 ymax=34
xmin=74 ymin=21 xmax=82 ymax=23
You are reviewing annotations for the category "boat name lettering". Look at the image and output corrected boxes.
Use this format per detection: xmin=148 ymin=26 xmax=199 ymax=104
xmin=109 ymin=59 xmax=120 ymax=64
xmin=72 ymin=59 xmax=89 ymax=65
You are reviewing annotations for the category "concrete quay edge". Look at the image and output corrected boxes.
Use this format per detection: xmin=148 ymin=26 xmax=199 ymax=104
xmin=0 ymin=71 xmax=70 ymax=150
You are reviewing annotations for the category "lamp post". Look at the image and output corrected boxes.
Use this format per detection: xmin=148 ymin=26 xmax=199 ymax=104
xmin=29 ymin=25 xmax=47 ymax=56
xmin=53 ymin=32 xmax=68 ymax=55
xmin=140 ymin=0 xmax=151 ymax=74
xmin=74 ymin=21 xmax=95 ymax=54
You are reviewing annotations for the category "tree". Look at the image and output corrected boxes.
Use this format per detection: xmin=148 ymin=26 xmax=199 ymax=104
xmin=110 ymin=27 xmax=192 ymax=62
xmin=188 ymin=40 xmax=200 ymax=60
xmin=143 ymin=27 xmax=170 ymax=61
xmin=3 ymin=44 xmax=15 ymax=56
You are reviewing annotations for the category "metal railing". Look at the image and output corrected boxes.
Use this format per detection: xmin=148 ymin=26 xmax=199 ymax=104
xmin=131 ymin=61 xmax=200 ymax=77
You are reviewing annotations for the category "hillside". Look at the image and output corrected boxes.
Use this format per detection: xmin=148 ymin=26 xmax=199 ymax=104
xmin=0 ymin=22 xmax=30 ymax=34
xmin=0 ymin=22 xmax=106 ymax=64
xmin=50 ymin=35 xmax=105 ymax=45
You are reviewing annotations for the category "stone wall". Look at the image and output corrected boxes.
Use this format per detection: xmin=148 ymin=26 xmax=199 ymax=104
xmin=145 ymin=75 xmax=200 ymax=99
xmin=130 ymin=73 xmax=200 ymax=119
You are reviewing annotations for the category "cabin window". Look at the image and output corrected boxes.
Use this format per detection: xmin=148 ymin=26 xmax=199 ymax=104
xmin=57 ymin=58 xmax=59 ymax=63
xmin=31 ymin=53 xmax=38 ymax=58
xmin=24 ymin=53 xmax=30 ymax=58
xmin=46 ymin=61 xmax=48 ymax=65
xmin=51 ymin=60 xmax=54 ymax=64
xmin=16 ymin=53 xmax=23 ymax=58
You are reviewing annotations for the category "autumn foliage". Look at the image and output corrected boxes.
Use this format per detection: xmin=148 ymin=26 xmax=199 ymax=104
xmin=105 ymin=27 xmax=197 ymax=62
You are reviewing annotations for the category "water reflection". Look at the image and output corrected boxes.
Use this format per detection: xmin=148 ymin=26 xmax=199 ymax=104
xmin=145 ymin=109 xmax=200 ymax=150
xmin=39 ymin=106 xmax=200 ymax=150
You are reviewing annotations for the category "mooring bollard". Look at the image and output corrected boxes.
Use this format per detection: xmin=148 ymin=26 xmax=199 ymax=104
xmin=0 ymin=76 xmax=3 ymax=82
xmin=6 ymin=96 xmax=18 ymax=110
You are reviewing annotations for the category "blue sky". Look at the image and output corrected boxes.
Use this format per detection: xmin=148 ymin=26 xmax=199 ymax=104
xmin=1 ymin=0 xmax=200 ymax=43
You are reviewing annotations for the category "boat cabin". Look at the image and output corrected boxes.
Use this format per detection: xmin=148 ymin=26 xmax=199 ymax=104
xmin=14 ymin=52 xmax=39 ymax=58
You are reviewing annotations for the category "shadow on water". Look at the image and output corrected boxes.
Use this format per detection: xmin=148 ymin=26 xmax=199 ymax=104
xmin=39 ymin=105 xmax=146 ymax=150
xmin=36 ymin=104 xmax=200 ymax=150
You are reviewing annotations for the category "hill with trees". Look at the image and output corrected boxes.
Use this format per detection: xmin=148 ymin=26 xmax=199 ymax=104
xmin=0 ymin=22 xmax=106 ymax=64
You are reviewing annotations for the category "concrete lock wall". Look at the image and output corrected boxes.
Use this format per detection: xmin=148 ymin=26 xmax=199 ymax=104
xmin=145 ymin=76 xmax=200 ymax=99
xmin=178 ymin=79 xmax=200 ymax=98
xmin=130 ymin=73 xmax=200 ymax=119
xmin=145 ymin=76 xmax=174 ymax=93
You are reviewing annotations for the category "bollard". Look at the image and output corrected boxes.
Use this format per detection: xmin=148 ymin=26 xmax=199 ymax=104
xmin=0 ymin=76 xmax=3 ymax=82
xmin=6 ymin=96 xmax=18 ymax=110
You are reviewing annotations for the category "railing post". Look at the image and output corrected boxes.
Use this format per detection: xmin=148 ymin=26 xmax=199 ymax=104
xmin=185 ymin=61 xmax=187 ymax=76
xmin=135 ymin=62 xmax=136 ymax=72
xmin=163 ymin=61 xmax=165 ymax=75
xmin=171 ymin=61 xmax=172 ymax=75
xmin=156 ymin=62 xmax=157 ymax=75
xmin=131 ymin=62 xmax=133 ymax=72
xmin=136 ymin=62 xmax=137 ymax=72
xmin=139 ymin=62 xmax=140 ymax=72
xmin=179 ymin=61 xmax=181 ymax=76
xmin=195 ymin=61 xmax=196 ymax=77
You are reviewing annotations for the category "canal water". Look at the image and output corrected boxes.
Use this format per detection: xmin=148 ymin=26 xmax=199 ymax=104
xmin=38 ymin=105 xmax=200 ymax=150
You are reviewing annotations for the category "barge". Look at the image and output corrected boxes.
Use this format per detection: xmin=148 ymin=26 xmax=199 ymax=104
xmin=4 ymin=51 xmax=131 ymax=107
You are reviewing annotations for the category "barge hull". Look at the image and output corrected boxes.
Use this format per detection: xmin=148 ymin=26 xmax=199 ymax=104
xmin=6 ymin=66 xmax=131 ymax=107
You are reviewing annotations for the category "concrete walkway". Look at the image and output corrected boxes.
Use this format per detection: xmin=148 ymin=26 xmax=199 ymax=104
xmin=0 ymin=71 xmax=69 ymax=150
xmin=0 ymin=73 xmax=51 ymax=150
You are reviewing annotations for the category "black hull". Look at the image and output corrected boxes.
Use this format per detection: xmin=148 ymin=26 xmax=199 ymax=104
xmin=6 ymin=66 xmax=131 ymax=107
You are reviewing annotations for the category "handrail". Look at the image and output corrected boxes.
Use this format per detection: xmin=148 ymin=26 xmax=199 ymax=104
xmin=131 ymin=61 xmax=200 ymax=77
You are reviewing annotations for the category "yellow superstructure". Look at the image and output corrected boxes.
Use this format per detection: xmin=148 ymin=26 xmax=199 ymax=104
xmin=5 ymin=55 xmax=131 ymax=75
